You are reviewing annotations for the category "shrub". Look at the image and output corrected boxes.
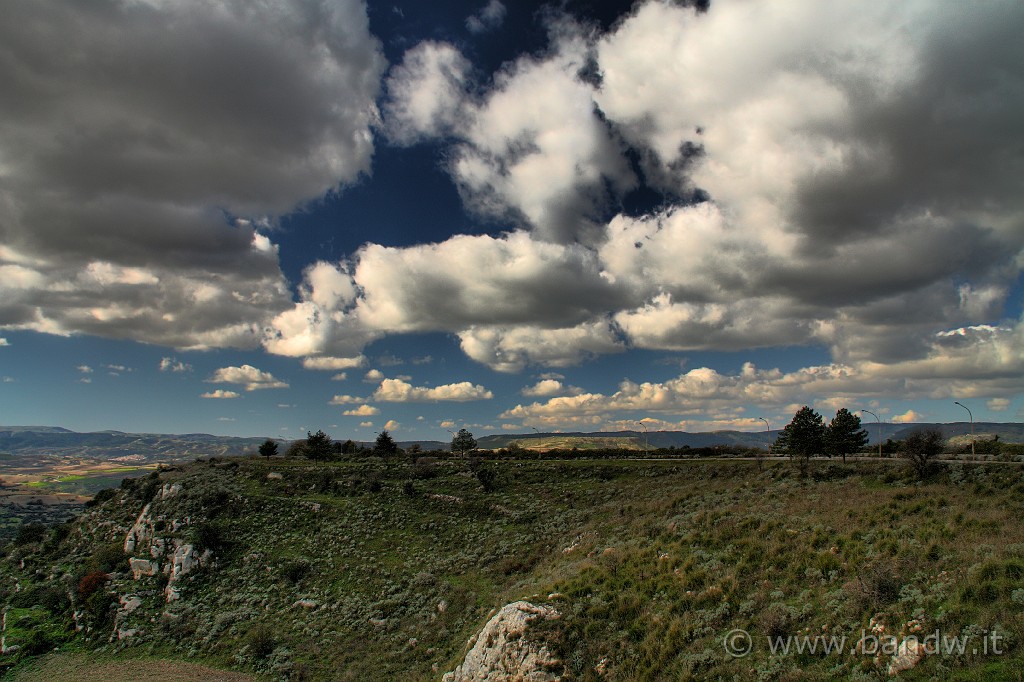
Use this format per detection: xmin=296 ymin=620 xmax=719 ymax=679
xmin=760 ymin=605 xmax=792 ymax=640
xmin=246 ymin=623 xmax=277 ymax=659
xmin=89 ymin=543 xmax=127 ymax=573
xmin=412 ymin=461 xmax=439 ymax=480
xmin=847 ymin=559 xmax=904 ymax=611
xmin=474 ymin=465 xmax=498 ymax=492
xmin=901 ymin=428 xmax=946 ymax=479
xmin=78 ymin=571 xmax=109 ymax=600
xmin=191 ymin=520 xmax=230 ymax=553
xmin=84 ymin=487 xmax=118 ymax=508
xmin=13 ymin=522 xmax=46 ymax=546
xmin=281 ymin=559 xmax=311 ymax=585
xmin=9 ymin=584 xmax=70 ymax=614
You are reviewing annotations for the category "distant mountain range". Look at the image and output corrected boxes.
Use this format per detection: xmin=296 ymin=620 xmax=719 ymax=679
xmin=0 ymin=427 xmax=268 ymax=464
xmin=1 ymin=422 xmax=1021 ymax=462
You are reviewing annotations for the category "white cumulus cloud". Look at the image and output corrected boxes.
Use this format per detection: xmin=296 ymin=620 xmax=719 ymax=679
xmin=201 ymin=390 xmax=241 ymax=400
xmin=372 ymin=378 xmax=493 ymax=402
xmin=343 ymin=404 xmax=380 ymax=417
xmin=208 ymin=365 xmax=288 ymax=391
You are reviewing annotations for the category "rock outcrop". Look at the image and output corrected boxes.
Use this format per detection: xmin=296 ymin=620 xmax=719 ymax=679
xmin=443 ymin=601 xmax=562 ymax=682
xmin=120 ymin=483 xmax=211 ymax=602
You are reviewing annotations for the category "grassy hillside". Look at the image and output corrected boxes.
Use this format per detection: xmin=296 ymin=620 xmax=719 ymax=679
xmin=2 ymin=455 xmax=1023 ymax=680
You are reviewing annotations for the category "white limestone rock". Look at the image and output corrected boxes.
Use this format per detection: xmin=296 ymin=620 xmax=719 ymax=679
xmin=159 ymin=483 xmax=182 ymax=499
xmin=123 ymin=503 xmax=153 ymax=554
xmin=129 ymin=557 xmax=159 ymax=579
xmin=119 ymin=594 xmax=143 ymax=614
xmin=888 ymin=638 xmax=926 ymax=676
xmin=443 ymin=601 xmax=562 ymax=682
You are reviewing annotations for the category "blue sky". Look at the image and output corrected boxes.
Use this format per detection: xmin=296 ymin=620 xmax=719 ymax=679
xmin=1 ymin=0 xmax=1022 ymax=440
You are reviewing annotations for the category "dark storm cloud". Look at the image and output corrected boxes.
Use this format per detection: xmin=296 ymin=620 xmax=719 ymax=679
xmin=0 ymin=0 xmax=385 ymax=346
xmin=791 ymin=2 xmax=1024 ymax=251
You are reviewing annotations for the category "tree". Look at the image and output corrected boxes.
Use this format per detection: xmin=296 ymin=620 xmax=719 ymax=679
xmin=902 ymin=428 xmax=945 ymax=479
xmin=340 ymin=439 xmax=359 ymax=455
xmin=258 ymin=439 xmax=278 ymax=460
xmin=824 ymin=408 xmax=869 ymax=464
xmin=306 ymin=430 xmax=333 ymax=461
xmin=374 ymin=430 xmax=398 ymax=458
xmin=285 ymin=440 xmax=307 ymax=458
xmin=451 ymin=428 xmax=477 ymax=458
xmin=779 ymin=406 xmax=825 ymax=475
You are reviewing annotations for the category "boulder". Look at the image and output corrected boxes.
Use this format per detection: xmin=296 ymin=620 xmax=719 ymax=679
xmin=443 ymin=601 xmax=562 ymax=682
xmin=119 ymin=594 xmax=143 ymax=614
xmin=888 ymin=638 xmax=926 ymax=676
xmin=129 ymin=557 xmax=159 ymax=579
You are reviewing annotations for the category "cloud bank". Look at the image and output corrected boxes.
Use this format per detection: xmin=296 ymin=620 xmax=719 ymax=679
xmin=267 ymin=0 xmax=1023 ymax=399
xmin=0 ymin=0 xmax=385 ymax=349
xmin=2 ymin=0 xmax=1021 ymax=429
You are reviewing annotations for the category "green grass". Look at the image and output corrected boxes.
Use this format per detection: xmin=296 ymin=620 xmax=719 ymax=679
xmin=2 ymin=457 xmax=1023 ymax=680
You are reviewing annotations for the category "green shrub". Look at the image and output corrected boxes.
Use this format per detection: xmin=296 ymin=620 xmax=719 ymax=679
xmin=191 ymin=520 xmax=230 ymax=553
xmin=281 ymin=559 xmax=310 ymax=585
xmin=9 ymin=584 xmax=70 ymax=614
xmin=246 ymin=623 xmax=277 ymax=659
xmin=475 ymin=465 xmax=498 ymax=492
xmin=13 ymin=522 xmax=46 ymax=546
xmin=88 ymin=542 xmax=127 ymax=573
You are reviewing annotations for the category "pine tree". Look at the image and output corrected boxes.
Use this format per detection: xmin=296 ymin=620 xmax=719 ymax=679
xmin=824 ymin=408 xmax=868 ymax=463
xmin=450 ymin=428 xmax=478 ymax=458
xmin=258 ymin=439 xmax=278 ymax=460
xmin=779 ymin=406 xmax=825 ymax=474
xmin=306 ymin=430 xmax=333 ymax=461
xmin=374 ymin=430 xmax=398 ymax=458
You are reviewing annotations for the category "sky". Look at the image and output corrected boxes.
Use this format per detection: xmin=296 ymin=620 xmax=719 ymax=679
xmin=1 ymin=0 xmax=1022 ymax=441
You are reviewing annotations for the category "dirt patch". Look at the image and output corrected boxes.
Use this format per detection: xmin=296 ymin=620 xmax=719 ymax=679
xmin=11 ymin=652 xmax=256 ymax=682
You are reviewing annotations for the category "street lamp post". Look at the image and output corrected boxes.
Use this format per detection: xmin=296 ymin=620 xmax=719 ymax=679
xmin=635 ymin=420 xmax=649 ymax=457
xmin=861 ymin=410 xmax=881 ymax=458
xmin=954 ymin=401 xmax=974 ymax=457
xmin=757 ymin=417 xmax=771 ymax=455
xmin=757 ymin=417 xmax=770 ymax=471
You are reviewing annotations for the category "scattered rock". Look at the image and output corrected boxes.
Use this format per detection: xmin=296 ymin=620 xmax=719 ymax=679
xmin=116 ymin=627 xmax=140 ymax=641
xmin=159 ymin=483 xmax=182 ymax=499
xmin=888 ymin=638 xmax=926 ymax=676
xmin=443 ymin=601 xmax=562 ymax=682
xmin=119 ymin=594 xmax=143 ymax=614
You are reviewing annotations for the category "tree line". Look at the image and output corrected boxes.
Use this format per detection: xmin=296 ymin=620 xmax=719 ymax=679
xmin=257 ymin=427 xmax=479 ymax=462
xmin=253 ymin=414 xmax=1013 ymax=482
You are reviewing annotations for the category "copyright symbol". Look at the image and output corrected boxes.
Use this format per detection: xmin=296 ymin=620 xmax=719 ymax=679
xmin=724 ymin=628 xmax=752 ymax=658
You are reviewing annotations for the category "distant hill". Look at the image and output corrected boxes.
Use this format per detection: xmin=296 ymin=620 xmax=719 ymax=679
xmin=1 ymin=422 xmax=1021 ymax=461
xmin=479 ymin=423 xmax=1024 ymax=450
xmin=0 ymin=427 xmax=269 ymax=463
